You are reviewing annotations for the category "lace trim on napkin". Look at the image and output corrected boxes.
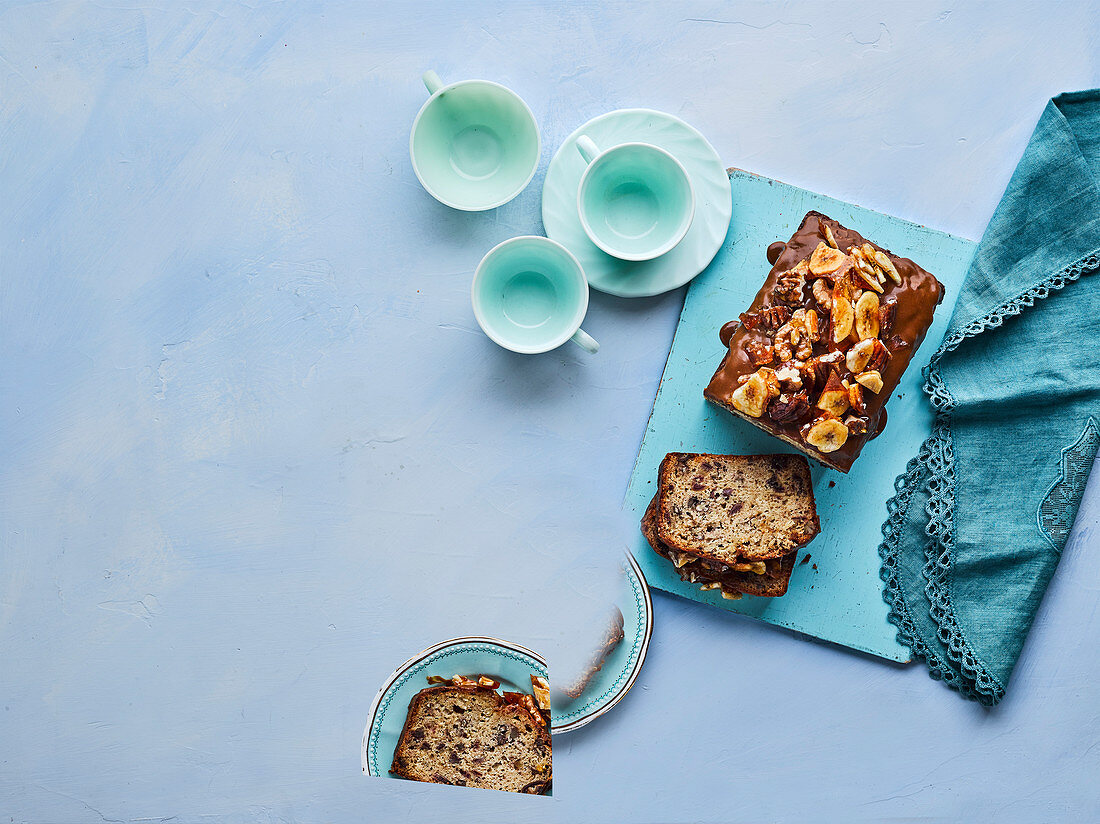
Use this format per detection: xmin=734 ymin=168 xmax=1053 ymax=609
xmin=880 ymin=247 xmax=1100 ymax=704
xmin=1037 ymin=417 xmax=1100 ymax=551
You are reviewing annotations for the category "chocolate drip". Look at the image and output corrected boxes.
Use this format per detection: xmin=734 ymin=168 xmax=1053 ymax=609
xmin=766 ymin=241 xmax=786 ymax=265
xmin=870 ymin=408 xmax=888 ymax=440
xmin=719 ymin=319 xmax=740 ymax=348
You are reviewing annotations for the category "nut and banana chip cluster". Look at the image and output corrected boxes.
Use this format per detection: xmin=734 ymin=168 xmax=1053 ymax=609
xmin=728 ymin=232 xmax=910 ymax=455
xmin=425 ymin=673 xmax=552 ymax=726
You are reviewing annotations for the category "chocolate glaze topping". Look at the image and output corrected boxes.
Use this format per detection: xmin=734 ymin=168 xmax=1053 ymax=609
xmin=703 ymin=211 xmax=944 ymax=473
xmin=766 ymin=241 xmax=787 ymax=265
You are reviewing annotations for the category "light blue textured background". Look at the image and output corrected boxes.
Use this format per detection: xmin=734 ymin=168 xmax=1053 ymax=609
xmin=2 ymin=2 xmax=1099 ymax=822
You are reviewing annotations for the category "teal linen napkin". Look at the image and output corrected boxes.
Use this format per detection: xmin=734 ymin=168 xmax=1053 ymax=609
xmin=879 ymin=90 xmax=1100 ymax=705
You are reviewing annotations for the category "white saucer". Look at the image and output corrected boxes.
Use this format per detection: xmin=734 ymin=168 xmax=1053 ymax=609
xmin=542 ymin=109 xmax=732 ymax=298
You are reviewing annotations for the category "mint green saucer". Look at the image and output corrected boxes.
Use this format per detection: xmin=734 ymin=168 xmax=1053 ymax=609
xmin=542 ymin=109 xmax=732 ymax=298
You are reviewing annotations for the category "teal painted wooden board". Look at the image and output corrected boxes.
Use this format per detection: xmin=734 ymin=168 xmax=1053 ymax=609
xmin=626 ymin=169 xmax=978 ymax=663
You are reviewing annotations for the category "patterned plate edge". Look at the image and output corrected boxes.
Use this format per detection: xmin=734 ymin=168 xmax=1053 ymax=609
xmin=551 ymin=552 xmax=654 ymax=734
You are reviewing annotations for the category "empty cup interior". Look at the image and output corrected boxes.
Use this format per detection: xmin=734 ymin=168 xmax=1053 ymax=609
xmin=579 ymin=145 xmax=693 ymax=259
xmin=412 ymin=82 xmax=539 ymax=210
xmin=473 ymin=240 xmax=587 ymax=353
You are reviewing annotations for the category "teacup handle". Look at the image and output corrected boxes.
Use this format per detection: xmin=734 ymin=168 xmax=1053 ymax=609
xmin=576 ymin=135 xmax=600 ymax=164
xmin=570 ymin=328 xmax=599 ymax=354
xmin=423 ymin=70 xmax=443 ymax=95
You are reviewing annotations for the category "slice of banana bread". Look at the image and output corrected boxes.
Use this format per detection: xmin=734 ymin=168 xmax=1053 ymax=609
xmin=390 ymin=684 xmax=551 ymax=794
xmin=655 ymin=453 xmax=820 ymax=562
xmin=642 ymin=493 xmax=797 ymax=597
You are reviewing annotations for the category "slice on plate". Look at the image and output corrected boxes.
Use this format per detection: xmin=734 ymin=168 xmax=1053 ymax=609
xmin=655 ymin=452 xmax=819 ymax=563
xmin=390 ymin=683 xmax=551 ymax=794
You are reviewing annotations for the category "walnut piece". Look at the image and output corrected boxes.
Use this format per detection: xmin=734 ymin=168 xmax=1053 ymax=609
xmin=774 ymin=309 xmax=814 ymax=361
xmin=774 ymin=361 xmax=804 ymax=391
xmin=773 ymin=261 xmax=809 ymax=305
xmin=740 ymin=305 xmax=792 ymax=332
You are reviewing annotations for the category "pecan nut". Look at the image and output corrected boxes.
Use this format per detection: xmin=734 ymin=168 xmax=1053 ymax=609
xmin=844 ymin=415 xmax=869 ymax=435
xmin=866 ymin=338 xmax=892 ymax=373
xmin=802 ymin=358 xmax=832 ymax=395
xmin=530 ymin=675 xmax=551 ymax=712
xmin=767 ymin=391 xmax=810 ymax=424
xmin=848 ymin=382 xmax=868 ymax=414
xmin=879 ymin=296 xmax=898 ymax=336
xmin=744 ymin=339 xmax=775 ymax=366
xmin=804 ymin=308 xmax=822 ymax=342
xmin=885 ymin=333 xmax=909 ymax=353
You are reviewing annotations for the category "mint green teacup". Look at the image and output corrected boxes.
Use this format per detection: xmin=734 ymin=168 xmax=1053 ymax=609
xmin=410 ymin=71 xmax=540 ymax=211
xmin=576 ymin=136 xmax=694 ymax=261
xmin=472 ymin=237 xmax=599 ymax=355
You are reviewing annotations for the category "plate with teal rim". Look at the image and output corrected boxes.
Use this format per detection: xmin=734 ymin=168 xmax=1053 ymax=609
xmin=362 ymin=636 xmax=550 ymax=784
xmin=542 ymin=108 xmax=732 ymax=298
xmin=551 ymin=552 xmax=653 ymax=734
